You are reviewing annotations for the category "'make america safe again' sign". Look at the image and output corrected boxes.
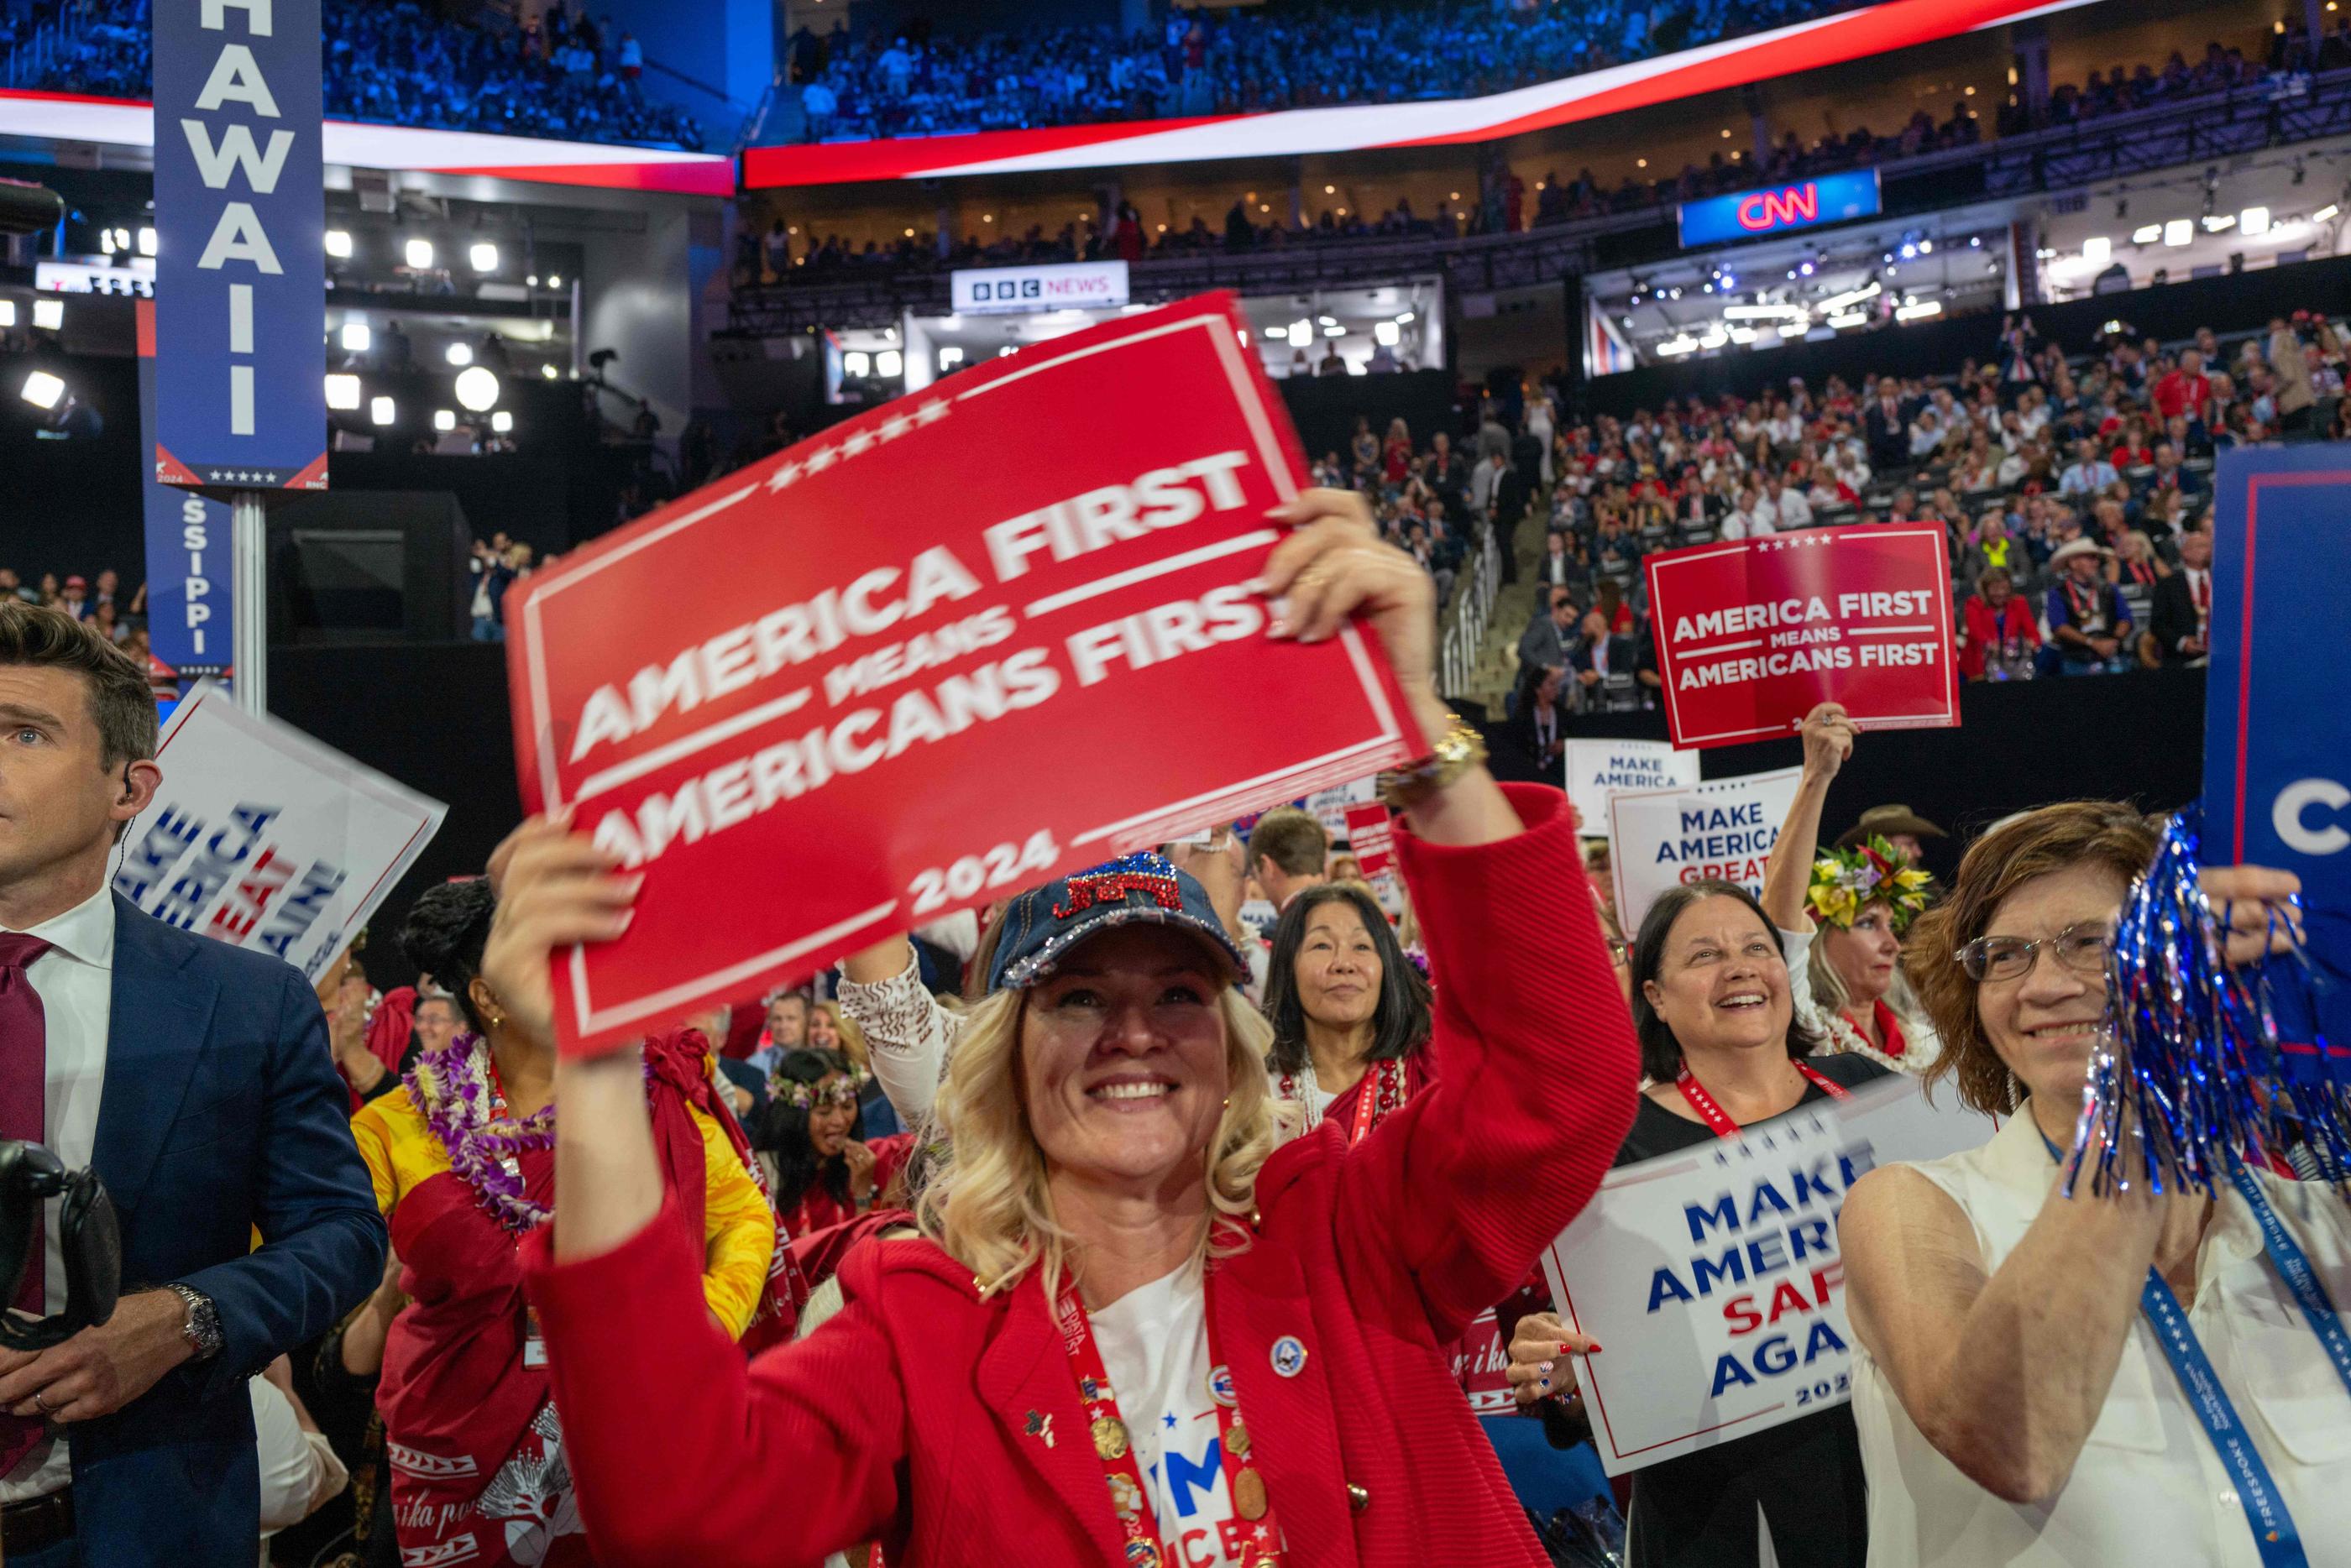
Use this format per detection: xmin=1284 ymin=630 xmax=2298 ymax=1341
xmin=507 ymin=294 xmax=1416 ymax=1054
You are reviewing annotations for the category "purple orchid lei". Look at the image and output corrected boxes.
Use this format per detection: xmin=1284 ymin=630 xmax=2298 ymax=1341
xmin=406 ymin=1032 xmax=648 ymax=1236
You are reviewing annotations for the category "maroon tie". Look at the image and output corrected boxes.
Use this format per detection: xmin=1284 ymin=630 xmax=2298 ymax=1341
xmin=0 ymin=935 xmax=50 ymax=1472
xmin=0 ymin=934 xmax=50 ymax=1315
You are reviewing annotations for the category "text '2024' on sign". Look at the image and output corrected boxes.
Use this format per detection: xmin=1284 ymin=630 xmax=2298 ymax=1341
xmin=506 ymin=293 xmax=1415 ymax=1055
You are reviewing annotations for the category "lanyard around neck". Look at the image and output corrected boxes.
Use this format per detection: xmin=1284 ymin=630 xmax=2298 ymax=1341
xmin=1673 ymin=1062 xmax=1849 ymax=1140
xmin=2037 ymin=1129 xmax=2340 ymax=1567
xmin=1056 ymin=1275 xmax=1287 ymax=1565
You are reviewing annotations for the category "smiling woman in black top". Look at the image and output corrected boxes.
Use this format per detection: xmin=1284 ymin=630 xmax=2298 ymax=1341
xmin=1513 ymin=877 xmax=1888 ymax=1568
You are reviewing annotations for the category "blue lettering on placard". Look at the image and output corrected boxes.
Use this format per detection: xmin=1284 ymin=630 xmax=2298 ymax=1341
xmin=114 ymin=806 xmax=205 ymax=904
xmin=257 ymin=860 xmax=346 ymax=958
xmin=1709 ymin=1320 xmax=1850 ymax=1396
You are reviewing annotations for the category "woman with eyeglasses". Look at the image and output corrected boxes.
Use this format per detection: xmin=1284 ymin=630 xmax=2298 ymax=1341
xmin=1839 ymin=801 xmax=2337 ymax=1566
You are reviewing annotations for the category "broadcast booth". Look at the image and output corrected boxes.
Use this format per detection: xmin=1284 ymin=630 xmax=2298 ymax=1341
xmin=887 ymin=260 xmax=1445 ymax=393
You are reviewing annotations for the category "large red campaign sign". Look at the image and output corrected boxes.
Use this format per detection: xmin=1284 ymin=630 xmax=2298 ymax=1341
xmin=506 ymin=294 xmax=1416 ymax=1053
xmin=1644 ymin=525 xmax=1957 ymax=750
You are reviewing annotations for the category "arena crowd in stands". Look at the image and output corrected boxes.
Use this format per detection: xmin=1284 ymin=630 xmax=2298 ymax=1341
xmin=7 ymin=0 xmax=704 ymax=149
xmin=746 ymin=36 xmax=2288 ymax=285
xmin=782 ymin=0 xmax=1869 ymax=144
xmin=1455 ymin=307 xmax=2338 ymax=729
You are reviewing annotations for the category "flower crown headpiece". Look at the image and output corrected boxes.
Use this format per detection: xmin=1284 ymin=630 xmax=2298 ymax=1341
xmin=1805 ymin=835 xmax=1935 ymax=933
xmin=779 ymin=1069 xmax=867 ymax=1112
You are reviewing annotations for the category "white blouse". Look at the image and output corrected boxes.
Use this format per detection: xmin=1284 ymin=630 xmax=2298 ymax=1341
xmin=1776 ymin=922 xmax=1941 ymax=1074
xmin=1853 ymin=1111 xmax=2351 ymax=1566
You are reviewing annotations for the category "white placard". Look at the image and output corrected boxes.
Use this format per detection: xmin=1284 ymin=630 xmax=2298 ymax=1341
xmin=1563 ymin=739 xmax=1699 ymax=837
xmin=948 ymin=259 xmax=1129 ymax=316
xmin=1608 ymin=766 xmax=1803 ymax=935
xmin=1302 ymin=773 xmax=1381 ymax=841
xmin=1541 ymin=1076 xmax=1996 ymax=1473
xmin=112 ymin=682 xmax=448 ymax=981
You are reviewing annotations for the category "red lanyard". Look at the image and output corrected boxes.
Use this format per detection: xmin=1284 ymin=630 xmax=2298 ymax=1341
xmin=1055 ymin=1277 xmax=1286 ymax=1567
xmin=1673 ymin=1063 xmax=1848 ymax=1140
xmin=1348 ymin=1058 xmax=1406 ymax=1147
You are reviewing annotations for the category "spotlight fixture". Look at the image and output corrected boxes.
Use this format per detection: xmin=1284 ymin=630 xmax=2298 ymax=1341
xmin=470 ymin=242 xmax=499 ymax=272
xmin=31 ymin=298 xmax=64 ymax=331
xmin=19 ymin=370 xmax=65 ymax=410
xmin=324 ymin=374 xmax=361 ymax=410
xmin=326 ymin=229 xmax=353 ymax=259
xmin=404 ymin=238 xmax=434 ymax=269
xmin=453 ymin=366 xmax=502 ymax=412
xmin=446 ymin=342 xmax=473 ymax=367
xmin=369 ymin=395 xmax=395 ymax=426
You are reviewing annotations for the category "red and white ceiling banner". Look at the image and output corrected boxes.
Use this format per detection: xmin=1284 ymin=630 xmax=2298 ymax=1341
xmin=742 ymin=0 xmax=2103 ymax=190
xmin=0 ymin=88 xmax=735 ymax=195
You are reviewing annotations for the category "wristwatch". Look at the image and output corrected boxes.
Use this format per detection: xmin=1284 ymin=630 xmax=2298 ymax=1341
xmin=1377 ymin=713 xmax=1489 ymax=808
xmin=163 ymin=1283 xmax=223 ymax=1362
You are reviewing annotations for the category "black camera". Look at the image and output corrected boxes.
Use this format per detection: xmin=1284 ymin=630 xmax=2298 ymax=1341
xmin=0 ymin=1142 xmax=119 ymax=1351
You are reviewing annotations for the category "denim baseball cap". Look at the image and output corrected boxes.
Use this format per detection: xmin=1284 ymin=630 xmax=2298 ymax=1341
xmin=987 ymin=852 xmax=1249 ymax=994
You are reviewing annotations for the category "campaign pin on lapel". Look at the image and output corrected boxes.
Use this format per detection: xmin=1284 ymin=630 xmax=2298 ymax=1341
xmin=1024 ymin=1409 xmax=1055 ymax=1448
xmin=1270 ymin=1335 xmax=1308 ymax=1378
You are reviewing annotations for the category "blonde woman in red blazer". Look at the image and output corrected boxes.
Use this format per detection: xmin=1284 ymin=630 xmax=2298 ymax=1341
xmin=484 ymin=490 xmax=1642 ymax=1568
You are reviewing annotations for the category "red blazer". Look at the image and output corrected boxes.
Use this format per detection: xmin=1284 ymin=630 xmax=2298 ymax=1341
xmin=1958 ymin=593 xmax=2039 ymax=679
xmin=522 ymin=785 xmax=1638 ymax=1568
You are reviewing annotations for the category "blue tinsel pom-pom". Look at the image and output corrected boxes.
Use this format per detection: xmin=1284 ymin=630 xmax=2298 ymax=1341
xmin=2068 ymin=802 xmax=2347 ymax=1196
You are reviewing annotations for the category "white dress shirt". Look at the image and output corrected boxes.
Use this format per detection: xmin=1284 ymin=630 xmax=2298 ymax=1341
xmin=0 ymin=884 xmax=115 ymax=1500
xmin=1855 ymin=1111 xmax=2351 ymax=1566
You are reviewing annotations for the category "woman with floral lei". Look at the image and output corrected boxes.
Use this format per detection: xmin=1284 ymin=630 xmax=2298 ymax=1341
xmin=755 ymin=1048 xmax=917 ymax=1241
xmin=1760 ymin=703 xmax=1943 ymax=1072
xmin=349 ymin=877 xmax=779 ymax=1568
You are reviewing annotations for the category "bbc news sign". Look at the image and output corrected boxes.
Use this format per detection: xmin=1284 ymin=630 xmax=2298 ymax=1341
xmin=1676 ymin=170 xmax=1881 ymax=248
xmin=151 ymin=0 xmax=330 ymax=491
xmin=950 ymin=260 xmax=1130 ymax=316
xmin=507 ymin=293 xmax=1416 ymax=1056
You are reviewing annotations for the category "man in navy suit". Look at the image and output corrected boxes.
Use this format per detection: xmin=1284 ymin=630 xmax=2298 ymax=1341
xmin=0 ymin=603 xmax=385 ymax=1563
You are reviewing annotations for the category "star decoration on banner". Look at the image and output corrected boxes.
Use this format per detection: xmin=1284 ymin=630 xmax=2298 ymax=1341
xmin=762 ymin=397 xmax=951 ymax=494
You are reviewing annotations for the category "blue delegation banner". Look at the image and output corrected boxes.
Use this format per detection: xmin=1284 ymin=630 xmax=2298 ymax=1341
xmin=135 ymin=300 xmax=235 ymax=682
xmin=2202 ymin=445 xmax=2351 ymax=1068
xmin=150 ymin=0 xmax=328 ymax=491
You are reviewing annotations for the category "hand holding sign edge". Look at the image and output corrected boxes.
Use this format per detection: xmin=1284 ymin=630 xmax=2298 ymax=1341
xmin=1256 ymin=487 xmax=1450 ymax=750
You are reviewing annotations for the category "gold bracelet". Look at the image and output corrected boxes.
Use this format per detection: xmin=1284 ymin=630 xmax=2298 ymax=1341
xmin=1377 ymin=713 xmax=1488 ymax=808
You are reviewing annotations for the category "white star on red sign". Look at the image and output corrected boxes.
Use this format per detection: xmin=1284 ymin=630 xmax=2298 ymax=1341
xmin=766 ymin=458 xmax=804 ymax=492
